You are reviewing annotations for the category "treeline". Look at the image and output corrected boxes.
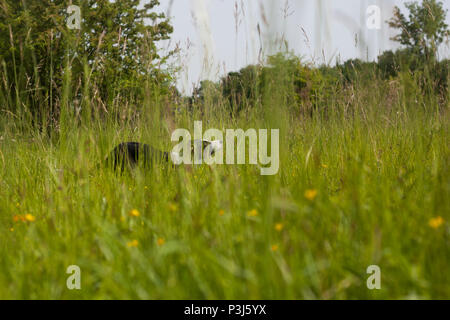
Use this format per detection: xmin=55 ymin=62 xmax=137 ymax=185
xmin=188 ymin=49 xmax=449 ymax=115
xmin=188 ymin=0 xmax=449 ymax=115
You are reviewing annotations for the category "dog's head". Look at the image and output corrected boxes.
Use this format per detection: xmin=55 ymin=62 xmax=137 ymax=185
xmin=193 ymin=139 xmax=223 ymax=160
xmin=171 ymin=139 xmax=223 ymax=164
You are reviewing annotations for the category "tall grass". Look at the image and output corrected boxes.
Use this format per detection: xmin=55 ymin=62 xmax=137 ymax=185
xmin=0 ymin=2 xmax=448 ymax=300
xmin=0 ymin=58 xmax=448 ymax=299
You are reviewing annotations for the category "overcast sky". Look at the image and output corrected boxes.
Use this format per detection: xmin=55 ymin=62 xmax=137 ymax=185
xmin=154 ymin=0 xmax=450 ymax=95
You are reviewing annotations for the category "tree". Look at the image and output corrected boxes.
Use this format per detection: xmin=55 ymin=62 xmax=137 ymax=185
xmin=388 ymin=0 xmax=449 ymax=61
xmin=221 ymin=65 xmax=261 ymax=113
xmin=192 ymin=53 xmax=324 ymax=115
xmin=0 ymin=0 xmax=173 ymax=122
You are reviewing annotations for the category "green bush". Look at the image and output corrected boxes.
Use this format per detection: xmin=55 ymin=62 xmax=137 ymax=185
xmin=0 ymin=0 xmax=173 ymax=127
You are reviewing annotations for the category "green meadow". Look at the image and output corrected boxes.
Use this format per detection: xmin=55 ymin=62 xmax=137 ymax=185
xmin=0 ymin=72 xmax=448 ymax=299
xmin=0 ymin=0 xmax=448 ymax=299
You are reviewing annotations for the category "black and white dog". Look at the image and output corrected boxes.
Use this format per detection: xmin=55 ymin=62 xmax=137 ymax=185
xmin=105 ymin=140 xmax=223 ymax=171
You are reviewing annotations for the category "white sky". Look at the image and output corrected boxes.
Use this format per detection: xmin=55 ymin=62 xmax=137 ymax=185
xmin=153 ymin=0 xmax=450 ymax=95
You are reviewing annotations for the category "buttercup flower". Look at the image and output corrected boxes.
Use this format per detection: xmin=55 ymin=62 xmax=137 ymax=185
xmin=129 ymin=209 xmax=140 ymax=217
xmin=127 ymin=240 xmax=139 ymax=247
xmin=275 ymin=223 xmax=283 ymax=232
xmin=429 ymin=216 xmax=444 ymax=229
xmin=304 ymin=189 xmax=318 ymax=201
xmin=24 ymin=214 xmax=36 ymax=222
xmin=13 ymin=214 xmax=35 ymax=222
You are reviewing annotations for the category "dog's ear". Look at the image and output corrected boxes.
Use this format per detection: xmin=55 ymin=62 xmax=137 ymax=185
xmin=190 ymin=140 xmax=210 ymax=153
xmin=202 ymin=140 xmax=211 ymax=150
xmin=202 ymin=140 xmax=215 ymax=156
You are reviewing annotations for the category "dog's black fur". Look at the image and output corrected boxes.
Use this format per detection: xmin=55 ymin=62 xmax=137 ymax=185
xmin=104 ymin=140 xmax=218 ymax=172
xmin=105 ymin=142 xmax=171 ymax=171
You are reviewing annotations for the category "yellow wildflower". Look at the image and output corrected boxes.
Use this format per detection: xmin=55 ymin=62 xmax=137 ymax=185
xmin=24 ymin=214 xmax=36 ymax=222
xmin=304 ymin=189 xmax=318 ymax=201
xmin=14 ymin=214 xmax=35 ymax=222
xmin=219 ymin=209 xmax=225 ymax=216
xmin=247 ymin=209 xmax=258 ymax=217
xmin=127 ymin=240 xmax=139 ymax=247
xmin=429 ymin=216 xmax=444 ymax=229
xmin=129 ymin=209 xmax=140 ymax=217
xmin=271 ymin=244 xmax=279 ymax=252
xmin=157 ymin=238 xmax=165 ymax=246
xmin=275 ymin=223 xmax=283 ymax=232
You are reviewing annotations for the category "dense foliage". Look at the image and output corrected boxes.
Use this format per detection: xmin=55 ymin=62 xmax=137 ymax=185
xmin=0 ymin=0 xmax=173 ymax=127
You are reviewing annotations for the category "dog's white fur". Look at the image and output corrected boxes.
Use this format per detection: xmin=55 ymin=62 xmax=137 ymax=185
xmin=170 ymin=139 xmax=223 ymax=164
